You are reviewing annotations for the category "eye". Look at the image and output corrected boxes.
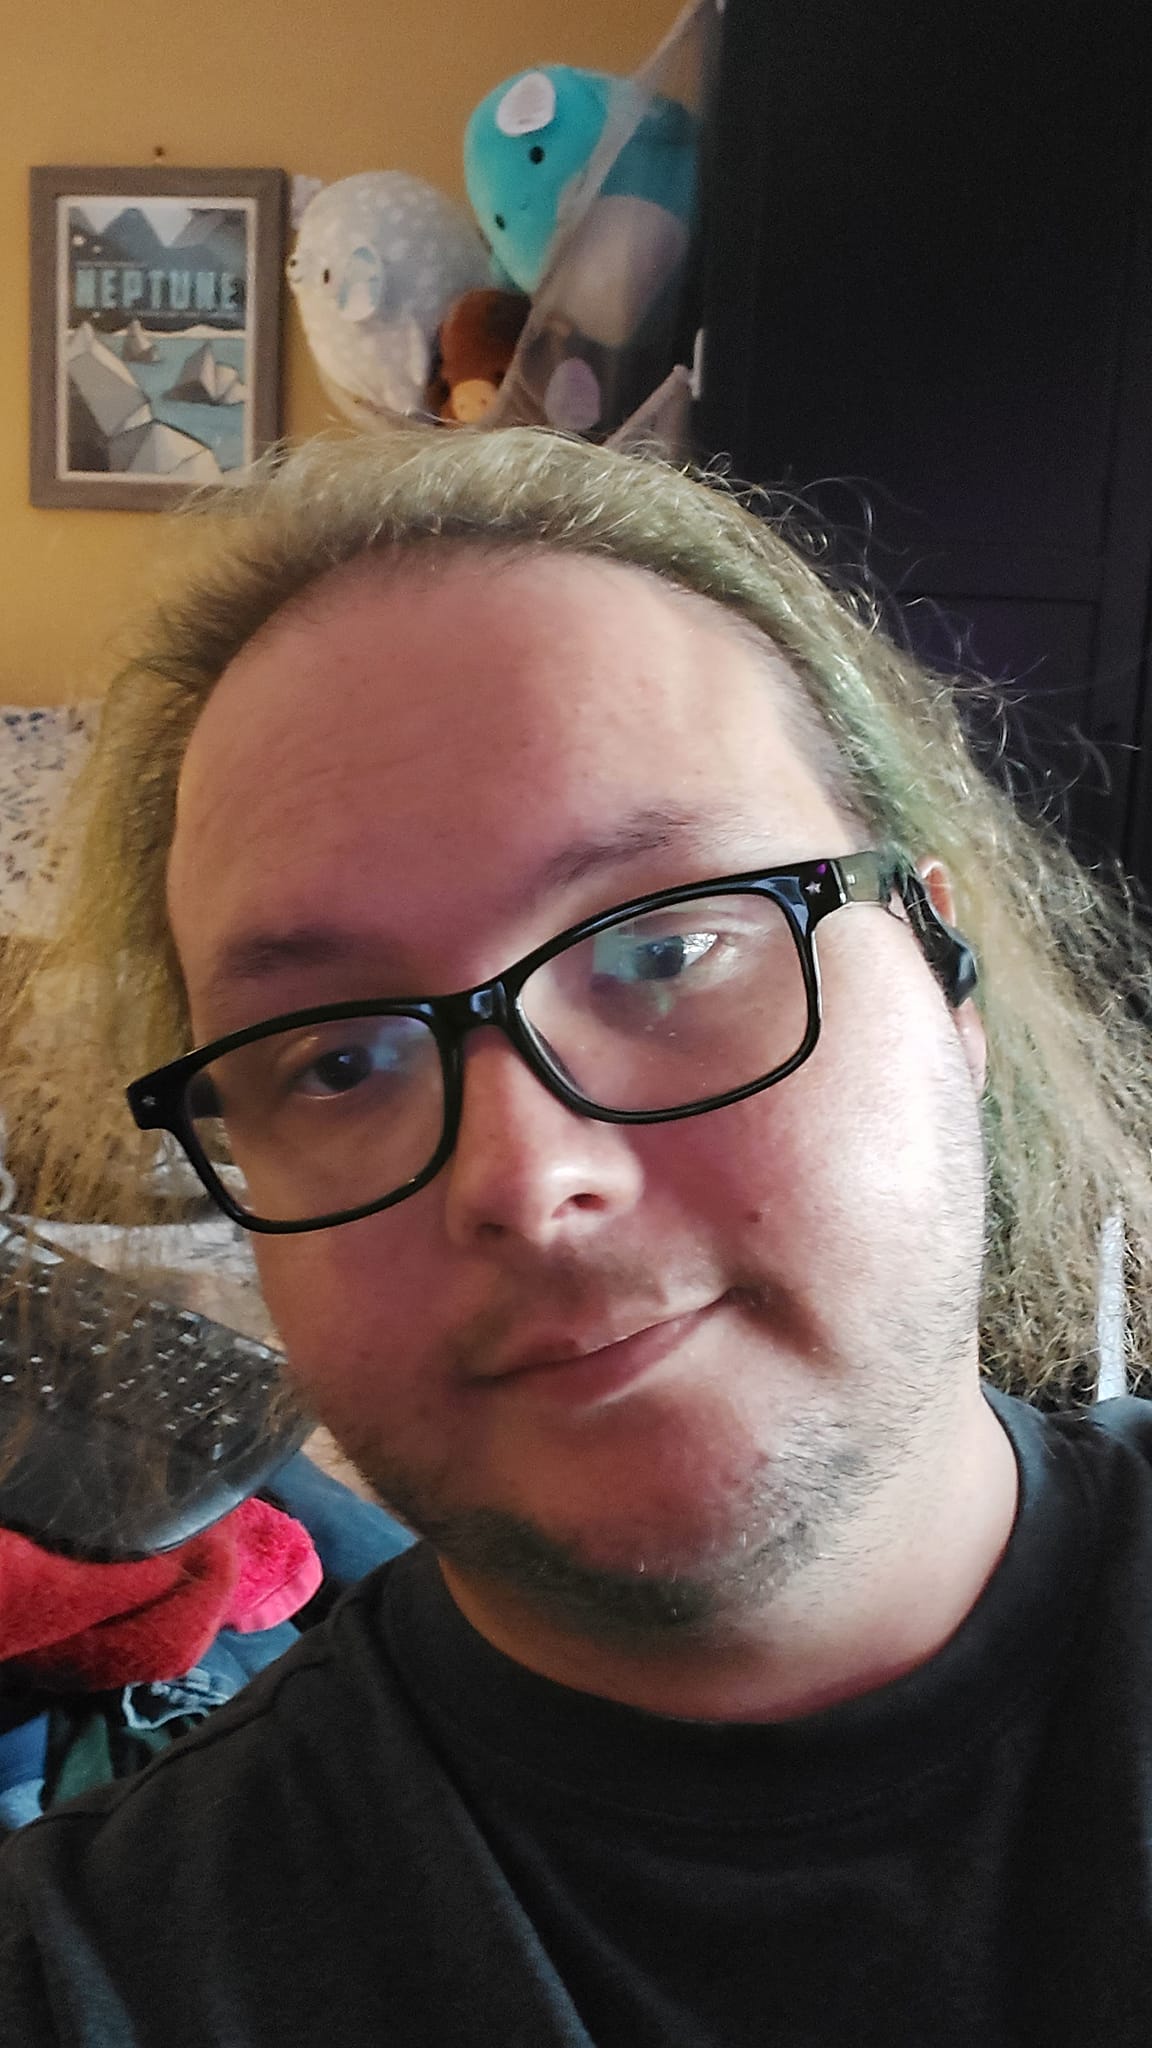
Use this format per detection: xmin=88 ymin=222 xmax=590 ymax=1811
xmin=275 ymin=1019 xmax=433 ymax=1104
xmin=321 ymin=266 xmax=331 ymax=285
xmin=493 ymin=214 xmax=506 ymax=232
xmin=528 ymin=144 xmax=545 ymax=164
xmin=606 ymin=932 xmax=721 ymax=984
xmin=298 ymin=1045 xmax=374 ymax=1097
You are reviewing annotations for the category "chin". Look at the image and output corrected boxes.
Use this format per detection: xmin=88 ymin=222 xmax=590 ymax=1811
xmin=401 ymin=1440 xmax=815 ymax=1624
xmin=435 ymin=1491 xmax=818 ymax=1645
xmin=533 ymin=1478 xmax=765 ymax=1578
xmin=321 ymin=1372 xmax=883 ymax=1629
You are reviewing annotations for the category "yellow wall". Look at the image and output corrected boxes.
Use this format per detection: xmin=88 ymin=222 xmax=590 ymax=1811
xmin=3 ymin=0 xmax=677 ymax=702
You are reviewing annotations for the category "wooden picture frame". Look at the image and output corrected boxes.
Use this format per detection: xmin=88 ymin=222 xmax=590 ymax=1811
xmin=29 ymin=165 xmax=287 ymax=510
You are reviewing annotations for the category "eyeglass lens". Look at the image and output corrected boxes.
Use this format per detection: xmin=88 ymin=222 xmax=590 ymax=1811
xmin=183 ymin=892 xmax=809 ymax=1225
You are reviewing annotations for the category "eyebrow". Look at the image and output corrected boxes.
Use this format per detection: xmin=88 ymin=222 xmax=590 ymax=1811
xmin=204 ymin=805 xmax=771 ymax=1002
xmin=532 ymin=807 xmax=764 ymax=893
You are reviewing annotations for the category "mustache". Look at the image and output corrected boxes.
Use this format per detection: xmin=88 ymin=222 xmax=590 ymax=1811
xmin=439 ymin=1252 xmax=777 ymax=1380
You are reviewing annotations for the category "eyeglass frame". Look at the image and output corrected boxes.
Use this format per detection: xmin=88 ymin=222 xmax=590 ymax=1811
xmin=127 ymin=849 xmax=976 ymax=1236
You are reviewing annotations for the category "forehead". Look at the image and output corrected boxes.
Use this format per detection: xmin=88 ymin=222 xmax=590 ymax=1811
xmin=169 ymin=551 xmax=851 ymax=1009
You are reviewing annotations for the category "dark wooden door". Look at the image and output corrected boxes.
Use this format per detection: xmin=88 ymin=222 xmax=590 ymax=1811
xmin=695 ymin=0 xmax=1152 ymax=884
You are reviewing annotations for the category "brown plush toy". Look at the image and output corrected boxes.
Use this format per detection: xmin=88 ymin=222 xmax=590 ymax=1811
xmin=427 ymin=287 xmax=531 ymax=423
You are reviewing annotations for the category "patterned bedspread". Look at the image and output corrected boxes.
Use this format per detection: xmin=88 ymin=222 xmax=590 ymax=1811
xmin=0 ymin=705 xmax=94 ymax=933
xmin=0 ymin=705 xmax=273 ymax=1338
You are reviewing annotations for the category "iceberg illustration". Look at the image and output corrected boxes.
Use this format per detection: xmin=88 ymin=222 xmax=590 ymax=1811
xmin=108 ymin=420 xmax=222 ymax=482
xmin=163 ymin=340 xmax=247 ymax=406
xmin=64 ymin=322 xmax=222 ymax=479
xmin=121 ymin=319 xmax=159 ymax=366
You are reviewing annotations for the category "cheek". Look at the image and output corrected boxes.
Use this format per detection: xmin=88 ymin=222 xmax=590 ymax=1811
xmin=654 ymin=997 xmax=962 ymax=1259
xmin=794 ymin=972 xmax=986 ymax=1260
xmin=254 ymin=1216 xmax=440 ymax=1395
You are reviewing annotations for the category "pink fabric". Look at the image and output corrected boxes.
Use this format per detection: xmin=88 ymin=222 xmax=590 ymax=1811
xmin=221 ymin=1494 xmax=323 ymax=1633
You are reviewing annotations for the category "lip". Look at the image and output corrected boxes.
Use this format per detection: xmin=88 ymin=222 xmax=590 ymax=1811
xmin=482 ymin=1305 xmax=716 ymax=1408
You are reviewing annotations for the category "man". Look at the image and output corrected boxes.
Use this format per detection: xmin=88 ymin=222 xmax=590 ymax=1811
xmin=2 ymin=426 xmax=1152 ymax=2045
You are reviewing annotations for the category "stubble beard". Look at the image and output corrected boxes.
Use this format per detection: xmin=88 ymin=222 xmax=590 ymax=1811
xmin=302 ymin=1050 xmax=988 ymax=1653
xmin=310 ymin=1266 xmax=984 ymax=1656
xmin=354 ymin=1402 xmax=891 ymax=1648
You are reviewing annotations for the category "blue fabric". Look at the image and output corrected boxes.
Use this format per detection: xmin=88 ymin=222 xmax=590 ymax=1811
xmin=0 ymin=1714 xmax=48 ymax=1796
xmin=0 ymin=1714 xmax=48 ymax=1833
xmin=0 ymin=1712 xmax=46 ymax=1794
xmin=195 ymin=1621 xmax=304 ymax=1689
xmin=0 ymin=1780 xmax=44 ymax=1831
xmin=119 ymin=1664 xmax=237 ymax=1733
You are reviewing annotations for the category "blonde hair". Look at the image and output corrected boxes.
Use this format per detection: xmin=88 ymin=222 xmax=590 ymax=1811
xmin=4 ymin=424 xmax=1151 ymax=1406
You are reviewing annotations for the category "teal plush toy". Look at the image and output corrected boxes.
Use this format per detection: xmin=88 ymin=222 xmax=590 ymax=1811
xmin=464 ymin=65 xmax=696 ymax=296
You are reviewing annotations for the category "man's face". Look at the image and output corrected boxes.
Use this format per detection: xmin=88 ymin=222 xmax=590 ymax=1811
xmin=169 ymin=552 xmax=988 ymax=1627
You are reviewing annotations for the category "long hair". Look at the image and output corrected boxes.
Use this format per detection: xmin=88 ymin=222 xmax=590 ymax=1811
xmin=3 ymin=424 xmax=1150 ymax=1406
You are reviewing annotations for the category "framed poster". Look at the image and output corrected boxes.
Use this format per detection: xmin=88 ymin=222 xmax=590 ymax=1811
xmin=29 ymin=166 xmax=287 ymax=510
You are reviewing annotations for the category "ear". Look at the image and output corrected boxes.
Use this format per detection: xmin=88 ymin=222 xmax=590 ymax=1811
xmin=915 ymin=859 xmax=987 ymax=1094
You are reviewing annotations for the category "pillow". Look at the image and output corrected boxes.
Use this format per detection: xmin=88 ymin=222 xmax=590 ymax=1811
xmin=0 ymin=706 xmax=95 ymax=933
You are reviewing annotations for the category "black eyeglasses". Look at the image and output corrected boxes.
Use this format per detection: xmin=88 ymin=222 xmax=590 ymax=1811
xmin=128 ymin=850 xmax=951 ymax=1236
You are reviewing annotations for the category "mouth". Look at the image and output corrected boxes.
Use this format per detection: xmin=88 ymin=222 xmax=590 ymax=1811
xmin=480 ymin=1304 xmax=720 ymax=1410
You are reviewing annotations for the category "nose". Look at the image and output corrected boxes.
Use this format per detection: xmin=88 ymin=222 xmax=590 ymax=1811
xmin=441 ymin=1028 xmax=644 ymax=1251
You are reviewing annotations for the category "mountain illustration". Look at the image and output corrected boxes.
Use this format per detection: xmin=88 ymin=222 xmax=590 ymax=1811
xmin=170 ymin=209 xmax=248 ymax=276
xmin=93 ymin=207 xmax=170 ymax=268
xmin=95 ymin=206 xmax=248 ymax=288
xmin=121 ymin=318 xmax=158 ymax=365
xmin=163 ymin=340 xmax=247 ymax=406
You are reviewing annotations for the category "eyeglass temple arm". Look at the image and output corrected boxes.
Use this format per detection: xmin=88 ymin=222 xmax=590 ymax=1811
xmin=831 ymin=851 xmax=979 ymax=1008
xmin=832 ymin=851 xmax=903 ymax=905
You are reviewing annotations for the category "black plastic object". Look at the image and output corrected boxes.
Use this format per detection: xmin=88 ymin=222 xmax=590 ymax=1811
xmin=0 ymin=1222 xmax=307 ymax=1562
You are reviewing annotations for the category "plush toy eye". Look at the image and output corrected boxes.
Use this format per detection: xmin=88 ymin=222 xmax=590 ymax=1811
xmin=529 ymin=144 xmax=545 ymax=164
xmin=321 ymin=267 xmax=331 ymax=285
xmin=494 ymin=214 xmax=506 ymax=231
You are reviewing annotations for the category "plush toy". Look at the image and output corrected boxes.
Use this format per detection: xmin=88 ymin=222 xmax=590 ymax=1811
xmin=287 ymin=172 xmax=490 ymax=423
xmin=463 ymin=65 xmax=697 ymax=298
xmin=427 ymin=287 xmax=531 ymax=422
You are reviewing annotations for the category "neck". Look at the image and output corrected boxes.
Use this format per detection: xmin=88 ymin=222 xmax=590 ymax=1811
xmin=439 ymin=1385 xmax=1019 ymax=1723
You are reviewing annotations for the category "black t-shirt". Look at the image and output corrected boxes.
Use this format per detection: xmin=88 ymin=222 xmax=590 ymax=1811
xmin=4 ymin=1387 xmax=1152 ymax=2046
